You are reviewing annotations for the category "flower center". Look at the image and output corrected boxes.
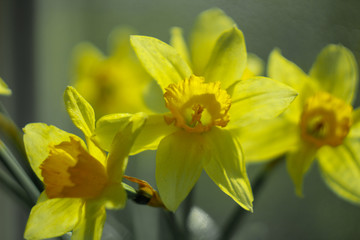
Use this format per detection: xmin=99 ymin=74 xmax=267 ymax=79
xmin=163 ymin=75 xmax=231 ymax=133
xmin=40 ymin=137 xmax=108 ymax=199
xmin=300 ymin=92 xmax=352 ymax=148
xmin=94 ymin=61 xmax=119 ymax=101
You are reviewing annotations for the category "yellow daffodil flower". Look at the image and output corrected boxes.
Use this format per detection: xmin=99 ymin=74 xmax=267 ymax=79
xmin=23 ymin=86 xmax=146 ymax=240
xmin=91 ymin=8 xmax=297 ymax=212
xmin=0 ymin=77 xmax=11 ymax=95
xmin=241 ymin=44 xmax=360 ymax=203
xmin=72 ymin=27 xmax=152 ymax=117
xmin=142 ymin=10 xmax=265 ymax=115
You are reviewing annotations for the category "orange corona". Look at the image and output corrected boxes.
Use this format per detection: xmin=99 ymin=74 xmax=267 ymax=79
xmin=300 ymin=92 xmax=352 ymax=148
xmin=40 ymin=137 xmax=108 ymax=199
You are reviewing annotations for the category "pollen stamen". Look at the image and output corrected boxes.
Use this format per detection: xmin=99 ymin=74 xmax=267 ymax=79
xmin=163 ymin=75 xmax=231 ymax=133
xmin=190 ymin=104 xmax=204 ymax=126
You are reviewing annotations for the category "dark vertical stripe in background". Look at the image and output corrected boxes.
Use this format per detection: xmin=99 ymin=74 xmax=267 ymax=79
xmin=11 ymin=0 xmax=35 ymax=127
xmin=6 ymin=0 xmax=35 ymax=239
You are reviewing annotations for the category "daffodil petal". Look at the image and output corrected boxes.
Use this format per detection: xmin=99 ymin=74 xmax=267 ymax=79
xmin=108 ymin=26 xmax=136 ymax=59
xmin=268 ymin=49 xmax=316 ymax=121
xmin=106 ymin=115 xmax=146 ymax=180
xmin=72 ymin=43 xmax=104 ymax=108
xmin=95 ymin=115 xmax=145 ymax=208
xmin=286 ymin=142 xmax=317 ymax=197
xmin=131 ymin=114 xmax=177 ymax=155
xmin=92 ymin=113 xmax=133 ymax=152
xmin=72 ymin=202 xmax=106 ymax=240
xmin=36 ymin=191 xmax=48 ymax=203
xmin=24 ymin=197 xmax=83 ymax=239
xmin=93 ymin=113 xmax=170 ymax=155
xmin=317 ymin=139 xmax=360 ymax=204
xmin=239 ymin=118 xmax=299 ymax=163
xmin=170 ymin=27 xmax=190 ymax=66
xmin=156 ymin=130 xmax=204 ymax=211
xmin=130 ymin=35 xmax=192 ymax=92
xmin=23 ymin=123 xmax=82 ymax=181
xmin=268 ymin=48 xmax=310 ymax=90
xmin=204 ymin=27 xmax=247 ymax=89
xmin=64 ymin=86 xmax=95 ymax=138
xmin=227 ymin=77 xmax=298 ymax=127
xmin=242 ymin=53 xmax=264 ymax=79
xmin=0 ymin=77 xmax=11 ymax=95
xmin=349 ymin=108 xmax=360 ymax=138
xmin=101 ymin=182 xmax=127 ymax=209
xmin=309 ymin=44 xmax=358 ymax=103
xmin=190 ymin=8 xmax=235 ymax=75
xmin=72 ymin=42 xmax=104 ymax=77
xmin=203 ymin=128 xmax=253 ymax=211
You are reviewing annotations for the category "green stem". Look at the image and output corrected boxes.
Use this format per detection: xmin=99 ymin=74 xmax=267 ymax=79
xmin=219 ymin=157 xmax=283 ymax=240
xmin=0 ymin=104 xmax=27 ymax=158
xmin=0 ymin=106 xmax=43 ymax=191
xmin=0 ymin=141 xmax=39 ymax=203
xmin=0 ymin=165 xmax=33 ymax=208
xmin=161 ymin=210 xmax=185 ymax=240
xmin=123 ymin=181 xmax=187 ymax=239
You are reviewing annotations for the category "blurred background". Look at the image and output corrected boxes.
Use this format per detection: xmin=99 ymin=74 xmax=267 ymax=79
xmin=1 ymin=0 xmax=360 ymax=239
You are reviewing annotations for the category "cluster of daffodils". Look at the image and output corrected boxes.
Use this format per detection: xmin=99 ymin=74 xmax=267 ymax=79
xmin=0 ymin=7 xmax=359 ymax=240
xmin=241 ymin=46 xmax=360 ymax=201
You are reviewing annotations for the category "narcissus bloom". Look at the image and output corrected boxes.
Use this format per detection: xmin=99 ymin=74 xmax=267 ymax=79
xmin=241 ymin=45 xmax=360 ymax=202
xmin=23 ymin=86 xmax=146 ymax=240
xmin=72 ymin=27 xmax=152 ymax=117
xmin=92 ymin=8 xmax=297 ymax=211
xmin=0 ymin=77 xmax=11 ymax=95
